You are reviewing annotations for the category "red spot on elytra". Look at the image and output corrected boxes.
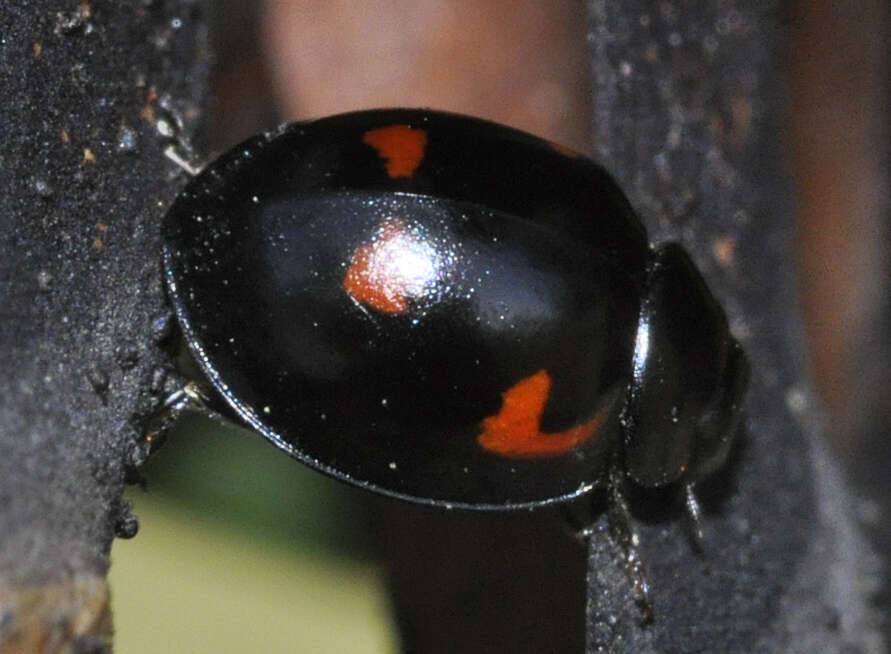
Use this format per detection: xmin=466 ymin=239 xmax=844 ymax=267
xmin=342 ymin=239 xmax=408 ymax=315
xmin=363 ymin=125 xmax=428 ymax=178
xmin=546 ymin=139 xmax=580 ymax=158
xmin=343 ymin=219 xmax=440 ymax=315
xmin=478 ymin=370 xmax=606 ymax=458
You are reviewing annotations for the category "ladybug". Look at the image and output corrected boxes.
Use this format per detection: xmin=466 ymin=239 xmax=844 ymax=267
xmin=161 ymin=108 xmax=747 ymax=514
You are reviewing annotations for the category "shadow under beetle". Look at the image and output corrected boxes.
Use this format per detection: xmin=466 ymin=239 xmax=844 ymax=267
xmin=158 ymin=109 xmax=749 ymax=617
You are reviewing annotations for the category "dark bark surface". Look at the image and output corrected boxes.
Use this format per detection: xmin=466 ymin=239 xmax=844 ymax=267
xmin=584 ymin=2 xmax=884 ymax=652
xmin=0 ymin=0 xmax=206 ymax=647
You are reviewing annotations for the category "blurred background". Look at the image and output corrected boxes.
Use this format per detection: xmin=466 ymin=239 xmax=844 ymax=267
xmin=109 ymin=1 xmax=888 ymax=651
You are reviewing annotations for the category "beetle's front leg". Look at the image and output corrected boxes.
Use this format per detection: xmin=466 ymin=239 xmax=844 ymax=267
xmin=142 ymin=381 xmax=212 ymax=454
xmin=606 ymin=463 xmax=653 ymax=622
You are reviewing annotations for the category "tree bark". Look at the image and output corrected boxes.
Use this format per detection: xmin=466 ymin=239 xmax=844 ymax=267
xmin=584 ymin=2 xmax=884 ymax=651
xmin=0 ymin=1 xmax=207 ymax=649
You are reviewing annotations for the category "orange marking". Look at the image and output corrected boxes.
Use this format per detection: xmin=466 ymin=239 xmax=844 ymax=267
xmin=363 ymin=125 xmax=428 ymax=178
xmin=478 ymin=370 xmax=606 ymax=458
xmin=343 ymin=219 xmax=440 ymax=315
xmin=546 ymin=139 xmax=580 ymax=158
xmin=342 ymin=238 xmax=408 ymax=314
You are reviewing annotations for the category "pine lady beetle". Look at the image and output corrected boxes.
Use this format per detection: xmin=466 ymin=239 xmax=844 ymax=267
xmin=161 ymin=109 xmax=748 ymax=514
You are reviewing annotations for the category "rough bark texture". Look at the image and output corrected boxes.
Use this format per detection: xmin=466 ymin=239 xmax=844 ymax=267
xmin=0 ymin=0 xmax=206 ymax=648
xmin=584 ymin=2 xmax=885 ymax=652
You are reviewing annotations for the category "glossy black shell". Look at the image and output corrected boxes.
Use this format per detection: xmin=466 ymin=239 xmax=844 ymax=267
xmin=162 ymin=109 xmax=747 ymax=508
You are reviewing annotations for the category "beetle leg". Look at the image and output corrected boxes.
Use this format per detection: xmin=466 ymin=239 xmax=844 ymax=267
xmin=142 ymin=381 xmax=212 ymax=455
xmin=163 ymin=145 xmax=203 ymax=176
xmin=607 ymin=465 xmax=653 ymax=622
xmin=683 ymin=482 xmax=706 ymax=550
xmin=559 ymin=500 xmax=601 ymax=542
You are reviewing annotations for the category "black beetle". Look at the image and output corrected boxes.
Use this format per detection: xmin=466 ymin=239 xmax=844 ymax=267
xmin=159 ymin=108 xmax=749 ymax=613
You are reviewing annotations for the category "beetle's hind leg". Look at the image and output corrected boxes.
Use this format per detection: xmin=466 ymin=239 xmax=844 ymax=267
xmin=683 ymin=481 xmax=706 ymax=549
xmin=606 ymin=464 xmax=653 ymax=622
